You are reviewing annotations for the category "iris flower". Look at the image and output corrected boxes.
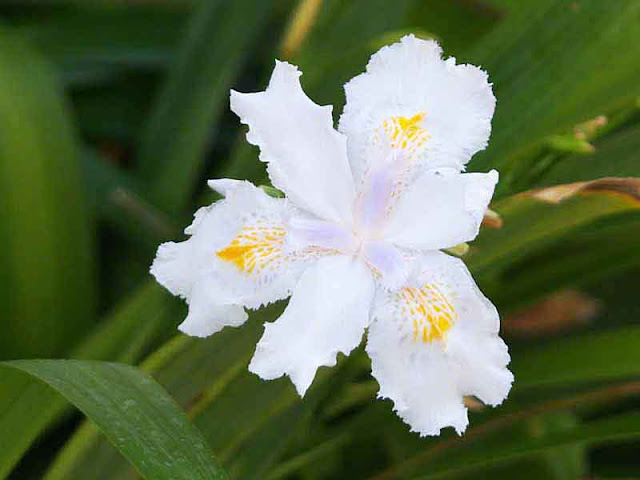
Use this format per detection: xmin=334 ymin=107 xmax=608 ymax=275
xmin=152 ymin=35 xmax=513 ymax=436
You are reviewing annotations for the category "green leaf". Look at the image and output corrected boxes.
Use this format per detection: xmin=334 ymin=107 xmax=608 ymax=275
xmin=82 ymin=148 xmax=179 ymax=253
xmin=0 ymin=368 xmax=64 ymax=480
xmin=466 ymin=0 xmax=640 ymax=190
xmin=467 ymin=178 xmax=640 ymax=275
xmin=0 ymin=27 xmax=94 ymax=359
xmin=415 ymin=413 xmax=589 ymax=480
xmin=0 ymin=282 xmax=175 ymax=480
xmin=44 ymin=304 xmax=355 ymax=480
xmin=137 ymin=0 xmax=276 ymax=215
xmin=465 ymin=178 xmax=640 ymax=313
xmin=491 ymin=213 xmax=640 ymax=308
xmin=268 ymin=325 xmax=640 ymax=478
xmin=14 ymin=7 xmax=186 ymax=76
xmin=69 ymin=282 xmax=174 ymax=363
xmin=291 ymin=0 xmax=426 ymax=106
xmin=146 ymin=307 xmax=356 ymax=480
xmin=289 ymin=0 xmax=498 ymax=107
xmin=71 ymin=75 xmax=158 ymax=141
xmin=540 ymin=122 xmax=640 ymax=186
xmin=1 ymin=360 xmax=227 ymax=480
xmin=512 ymin=326 xmax=640 ymax=391
xmin=42 ymin=317 xmax=270 ymax=480
xmin=364 ymin=381 xmax=640 ymax=480
xmin=265 ymin=433 xmax=352 ymax=480
xmin=410 ymin=412 xmax=640 ymax=479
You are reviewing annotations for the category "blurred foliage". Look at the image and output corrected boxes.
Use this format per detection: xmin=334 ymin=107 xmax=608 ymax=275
xmin=0 ymin=0 xmax=639 ymax=479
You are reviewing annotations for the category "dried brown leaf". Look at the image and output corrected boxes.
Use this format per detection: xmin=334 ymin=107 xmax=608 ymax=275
xmin=527 ymin=177 xmax=640 ymax=204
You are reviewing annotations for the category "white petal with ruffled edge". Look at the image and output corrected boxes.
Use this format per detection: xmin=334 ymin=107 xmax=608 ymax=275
xmin=367 ymin=251 xmax=512 ymax=436
xmin=384 ymin=170 xmax=498 ymax=251
xmin=339 ymin=35 xmax=495 ymax=183
xmin=367 ymin=320 xmax=469 ymax=435
xmin=249 ymin=255 xmax=375 ymax=396
xmin=151 ymin=180 xmax=312 ymax=336
xmin=178 ymin=280 xmax=248 ymax=338
xmin=231 ymin=61 xmax=356 ymax=225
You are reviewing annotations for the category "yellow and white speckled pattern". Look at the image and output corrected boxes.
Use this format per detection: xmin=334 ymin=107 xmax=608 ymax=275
xmin=217 ymin=224 xmax=287 ymax=276
xmin=398 ymin=283 xmax=457 ymax=343
xmin=382 ymin=112 xmax=430 ymax=156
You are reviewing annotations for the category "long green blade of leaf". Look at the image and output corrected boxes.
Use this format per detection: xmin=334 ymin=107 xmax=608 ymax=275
xmin=137 ymin=0 xmax=275 ymax=215
xmin=467 ymin=0 xmax=640 ymax=189
xmin=467 ymin=178 xmax=640 ymax=275
xmin=365 ymin=382 xmax=640 ymax=480
xmin=0 ymin=27 xmax=94 ymax=359
xmin=15 ymin=7 xmax=186 ymax=75
xmin=512 ymin=326 xmax=640 ymax=391
xmin=0 ymin=369 xmax=63 ymax=480
xmin=1 ymin=360 xmax=227 ymax=480
xmin=492 ymin=213 xmax=640 ymax=308
xmin=42 ymin=317 xmax=269 ymax=480
xmin=0 ymin=282 xmax=174 ymax=480
xmin=412 ymin=412 xmax=640 ymax=479
xmin=44 ymin=303 xmax=355 ymax=480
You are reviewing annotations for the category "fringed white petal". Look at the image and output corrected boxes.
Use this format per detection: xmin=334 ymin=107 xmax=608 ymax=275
xmin=249 ymin=255 xmax=374 ymax=396
xmin=151 ymin=240 xmax=194 ymax=299
xmin=384 ymin=170 xmax=498 ymax=251
xmin=151 ymin=180 xmax=311 ymax=337
xmin=152 ymin=240 xmax=249 ymax=338
xmin=230 ymin=61 xmax=356 ymax=225
xmin=207 ymin=178 xmax=246 ymax=197
xmin=367 ymin=251 xmax=512 ymax=436
xmin=446 ymin=328 xmax=513 ymax=407
xmin=367 ymin=319 xmax=469 ymax=436
xmin=339 ymin=35 xmax=496 ymax=183
xmin=178 ymin=279 xmax=248 ymax=338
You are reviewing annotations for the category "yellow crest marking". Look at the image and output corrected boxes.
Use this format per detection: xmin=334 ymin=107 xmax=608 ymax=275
xmin=399 ymin=283 xmax=457 ymax=343
xmin=382 ymin=112 xmax=429 ymax=154
xmin=217 ymin=226 xmax=286 ymax=275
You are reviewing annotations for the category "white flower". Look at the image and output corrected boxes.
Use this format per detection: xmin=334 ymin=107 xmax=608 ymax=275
xmin=151 ymin=35 xmax=513 ymax=436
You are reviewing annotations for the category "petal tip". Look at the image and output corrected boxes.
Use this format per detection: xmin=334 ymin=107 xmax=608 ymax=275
xmin=179 ymin=305 xmax=248 ymax=339
xmin=150 ymin=241 xmax=191 ymax=297
xmin=178 ymin=315 xmax=218 ymax=338
xmin=207 ymin=178 xmax=246 ymax=197
xmin=248 ymin=341 xmax=316 ymax=398
xmin=270 ymin=60 xmax=302 ymax=86
xmin=399 ymin=33 xmax=441 ymax=51
xmin=178 ymin=317 xmax=213 ymax=338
